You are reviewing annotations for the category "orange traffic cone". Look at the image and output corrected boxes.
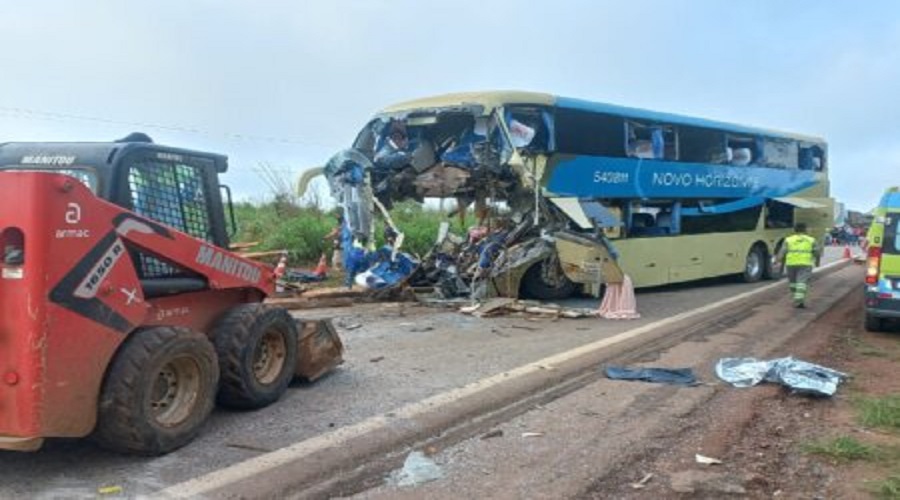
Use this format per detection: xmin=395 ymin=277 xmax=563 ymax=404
xmin=842 ymin=245 xmax=851 ymax=259
xmin=314 ymin=253 xmax=328 ymax=277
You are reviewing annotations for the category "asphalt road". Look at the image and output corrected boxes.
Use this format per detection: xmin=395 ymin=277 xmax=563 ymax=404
xmin=0 ymin=247 xmax=848 ymax=498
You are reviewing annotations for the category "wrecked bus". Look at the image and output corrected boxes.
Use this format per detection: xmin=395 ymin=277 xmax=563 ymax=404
xmin=306 ymin=91 xmax=833 ymax=300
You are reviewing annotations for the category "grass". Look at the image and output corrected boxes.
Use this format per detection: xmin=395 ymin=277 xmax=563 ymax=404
xmin=802 ymin=436 xmax=875 ymax=461
xmin=233 ymin=199 xmax=467 ymax=265
xmin=874 ymin=474 xmax=900 ymax=499
xmin=857 ymin=395 xmax=900 ymax=430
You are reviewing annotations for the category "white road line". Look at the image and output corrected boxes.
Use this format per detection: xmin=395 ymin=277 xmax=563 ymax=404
xmin=157 ymin=259 xmax=851 ymax=498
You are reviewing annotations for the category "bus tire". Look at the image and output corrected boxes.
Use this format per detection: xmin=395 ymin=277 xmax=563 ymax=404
xmin=520 ymin=259 xmax=577 ymax=300
xmin=742 ymin=245 xmax=765 ymax=283
xmin=94 ymin=326 xmax=218 ymax=455
xmin=763 ymin=243 xmax=783 ymax=280
xmin=212 ymin=304 xmax=298 ymax=410
xmin=864 ymin=312 xmax=884 ymax=332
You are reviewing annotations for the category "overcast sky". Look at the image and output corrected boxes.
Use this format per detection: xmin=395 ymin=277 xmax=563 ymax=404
xmin=1 ymin=1 xmax=897 ymax=210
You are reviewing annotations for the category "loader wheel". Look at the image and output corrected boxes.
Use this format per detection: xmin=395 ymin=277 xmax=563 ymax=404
xmin=520 ymin=259 xmax=577 ymax=300
xmin=212 ymin=304 xmax=298 ymax=409
xmin=95 ymin=327 xmax=218 ymax=455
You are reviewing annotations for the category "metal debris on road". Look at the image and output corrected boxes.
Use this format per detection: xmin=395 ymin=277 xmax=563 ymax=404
xmin=369 ymin=356 xmax=385 ymax=363
xmin=695 ymin=454 xmax=723 ymax=465
xmin=481 ymin=429 xmax=504 ymax=440
xmin=630 ymin=472 xmax=655 ymax=489
xmin=460 ymin=299 xmax=596 ymax=319
xmin=604 ymin=366 xmax=697 ymax=385
xmin=521 ymin=432 xmax=544 ymax=438
xmin=390 ymin=451 xmax=444 ymax=487
xmin=715 ymin=356 xmax=848 ymax=396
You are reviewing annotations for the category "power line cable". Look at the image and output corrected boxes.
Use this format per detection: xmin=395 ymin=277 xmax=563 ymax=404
xmin=0 ymin=105 xmax=343 ymax=149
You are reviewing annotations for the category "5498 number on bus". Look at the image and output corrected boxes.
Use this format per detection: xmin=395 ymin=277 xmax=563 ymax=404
xmin=593 ymin=171 xmax=629 ymax=184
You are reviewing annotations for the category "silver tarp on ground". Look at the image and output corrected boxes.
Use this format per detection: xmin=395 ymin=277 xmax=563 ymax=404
xmin=715 ymin=356 xmax=848 ymax=396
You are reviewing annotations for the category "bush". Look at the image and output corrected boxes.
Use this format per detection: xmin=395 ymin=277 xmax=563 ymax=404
xmin=233 ymin=200 xmax=470 ymax=264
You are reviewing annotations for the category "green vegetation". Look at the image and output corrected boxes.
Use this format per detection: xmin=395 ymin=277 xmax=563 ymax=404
xmin=871 ymin=474 xmax=900 ymax=499
xmin=233 ymin=198 xmax=469 ymax=264
xmin=858 ymin=395 xmax=900 ymax=430
xmin=802 ymin=436 xmax=875 ymax=461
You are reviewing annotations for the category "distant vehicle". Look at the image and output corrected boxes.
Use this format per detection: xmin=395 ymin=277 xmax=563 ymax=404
xmin=864 ymin=187 xmax=900 ymax=331
xmin=315 ymin=91 xmax=834 ymax=299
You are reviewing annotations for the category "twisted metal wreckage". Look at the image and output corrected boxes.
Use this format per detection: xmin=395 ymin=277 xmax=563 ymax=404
xmin=298 ymin=102 xmax=631 ymax=312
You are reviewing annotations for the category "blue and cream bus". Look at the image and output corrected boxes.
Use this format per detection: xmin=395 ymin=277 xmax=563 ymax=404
xmin=315 ymin=91 xmax=833 ymax=299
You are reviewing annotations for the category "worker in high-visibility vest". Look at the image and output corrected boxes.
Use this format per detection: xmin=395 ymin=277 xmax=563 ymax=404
xmin=776 ymin=222 xmax=820 ymax=308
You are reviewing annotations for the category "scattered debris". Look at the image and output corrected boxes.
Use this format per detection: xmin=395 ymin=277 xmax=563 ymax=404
xmin=481 ymin=429 xmax=504 ymax=440
xmin=604 ymin=366 xmax=697 ymax=385
xmin=509 ymin=324 xmax=539 ymax=331
xmin=695 ymin=453 xmax=723 ymax=465
xmin=343 ymin=323 xmax=363 ymax=330
xmin=669 ymin=470 xmax=746 ymax=495
xmin=630 ymin=472 xmax=654 ymax=489
xmin=521 ymin=432 xmax=544 ymax=438
xmin=715 ymin=356 xmax=848 ymax=396
xmin=225 ymin=442 xmax=274 ymax=453
xmin=390 ymin=451 xmax=444 ymax=487
xmin=460 ymin=299 xmax=596 ymax=319
xmin=370 ymin=356 xmax=385 ymax=363
xmin=97 ymin=486 xmax=123 ymax=495
xmin=409 ymin=325 xmax=434 ymax=333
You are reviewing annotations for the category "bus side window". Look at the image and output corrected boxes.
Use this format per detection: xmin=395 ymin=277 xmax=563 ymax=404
xmin=799 ymin=145 xmax=825 ymax=171
xmin=679 ymin=127 xmax=727 ymax=164
xmin=726 ymin=136 xmax=758 ymax=166
xmin=626 ymin=122 xmax=678 ymax=160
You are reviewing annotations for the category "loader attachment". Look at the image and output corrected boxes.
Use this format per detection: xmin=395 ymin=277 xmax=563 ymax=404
xmin=295 ymin=319 xmax=344 ymax=381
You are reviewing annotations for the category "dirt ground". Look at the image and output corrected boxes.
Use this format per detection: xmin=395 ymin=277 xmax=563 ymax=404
xmin=587 ymin=287 xmax=900 ymax=499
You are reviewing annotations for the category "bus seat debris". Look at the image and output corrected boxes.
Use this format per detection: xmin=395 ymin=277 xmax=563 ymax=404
xmin=715 ymin=357 xmax=847 ymax=396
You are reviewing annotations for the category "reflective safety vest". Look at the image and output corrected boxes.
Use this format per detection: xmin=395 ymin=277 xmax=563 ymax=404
xmin=785 ymin=234 xmax=816 ymax=267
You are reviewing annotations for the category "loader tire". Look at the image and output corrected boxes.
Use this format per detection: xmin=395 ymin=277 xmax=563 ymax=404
xmin=520 ymin=259 xmax=577 ymax=300
xmin=212 ymin=304 xmax=298 ymax=409
xmin=95 ymin=326 xmax=218 ymax=455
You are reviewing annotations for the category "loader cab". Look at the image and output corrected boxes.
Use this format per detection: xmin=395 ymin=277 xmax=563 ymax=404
xmin=0 ymin=133 xmax=233 ymax=249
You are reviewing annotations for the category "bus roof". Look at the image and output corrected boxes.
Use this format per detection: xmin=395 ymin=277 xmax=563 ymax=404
xmin=379 ymin=90 xmax=825 ymax=145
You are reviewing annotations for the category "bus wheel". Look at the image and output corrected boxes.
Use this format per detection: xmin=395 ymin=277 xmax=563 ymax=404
xmin=763 ymin=244 xmax=783 ymax=280
xmin=742 ymin=246 xmax=765 ymax=283
xmin=520 ymin=259 xmax=576 ymax=300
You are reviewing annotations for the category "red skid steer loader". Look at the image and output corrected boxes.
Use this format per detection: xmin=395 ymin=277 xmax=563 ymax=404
xmin=0 ymin=134 xmax=343 ymax=455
